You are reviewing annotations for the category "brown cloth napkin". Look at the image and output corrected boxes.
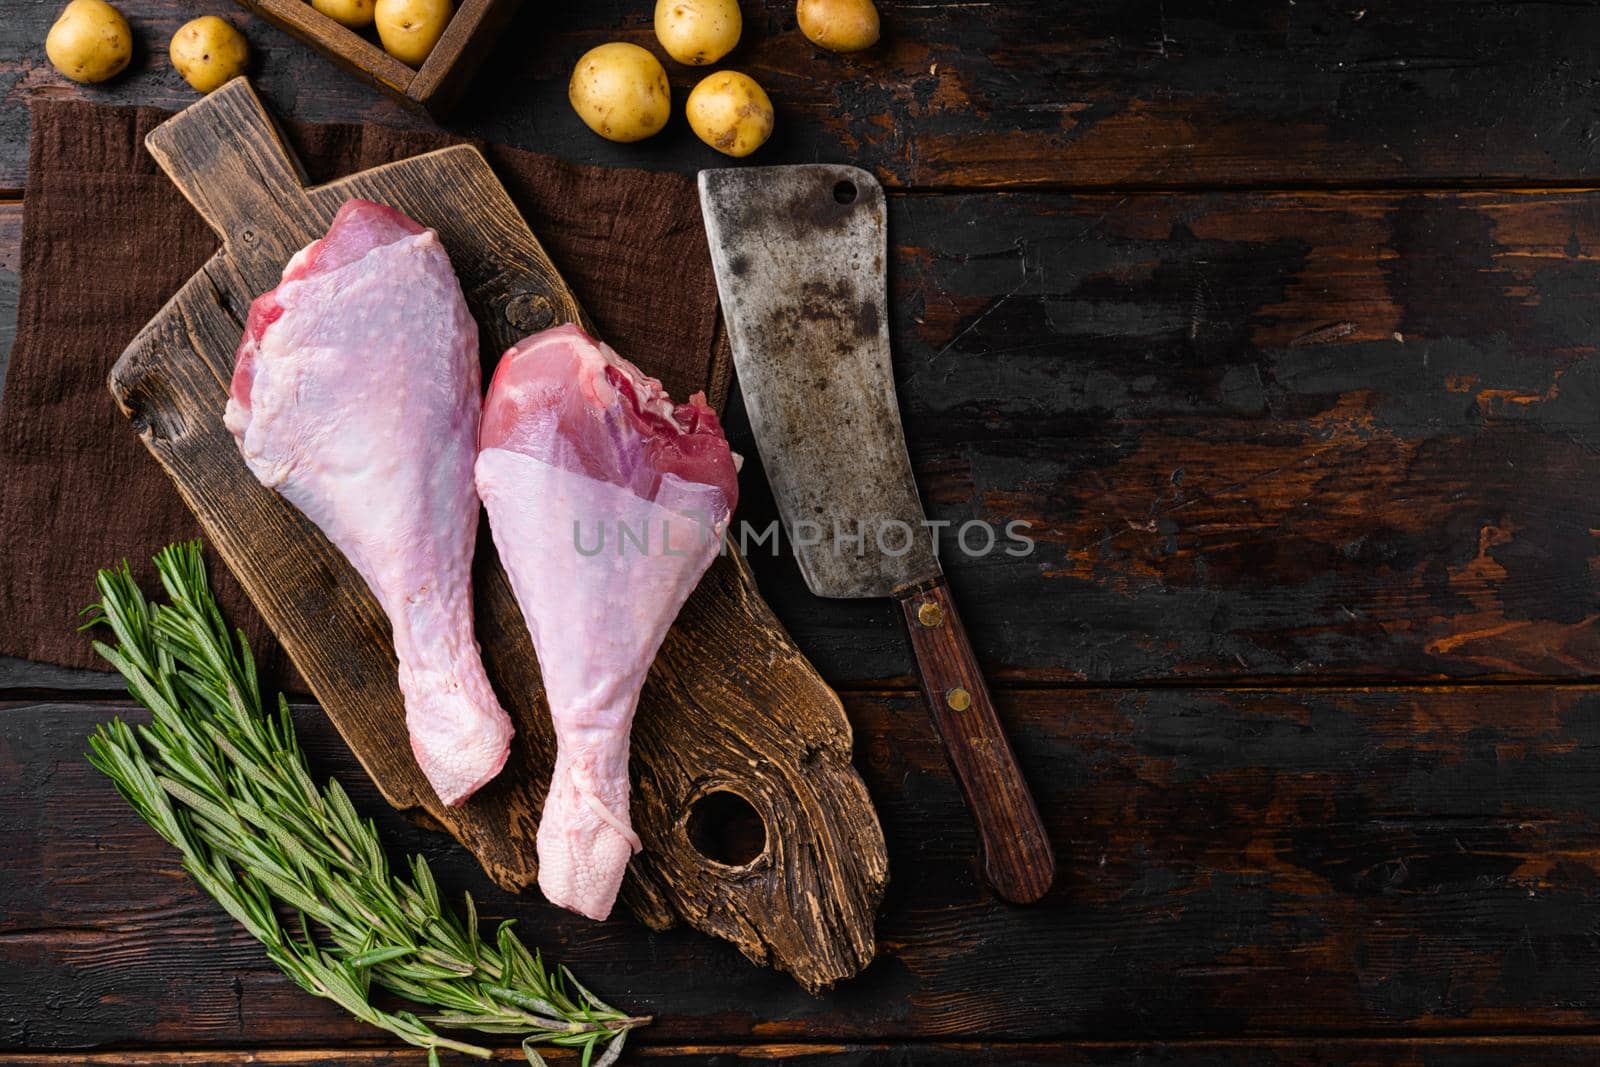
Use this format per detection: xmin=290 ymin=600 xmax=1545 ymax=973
xmin=0 ymin=100 xmax=731 ymax=687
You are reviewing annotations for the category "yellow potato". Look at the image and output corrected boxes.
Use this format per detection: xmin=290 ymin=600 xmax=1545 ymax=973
xmin=685 ymin=70 xmax=773 ymax=158
xmin=654 ymin=0 xmax=740 ymax=66
xmin=45 ymin=0 xmax=132 ymax=84
xmin=169 ymin=16 xmax=250 ymax=94
xmin=312 ymin=0 xmax=375 ymax=30
xmin=568 ymin=43 xmax=671 ymax=143
xmin=374 ymin=0 xmax=452 ymax=66
xmin=796 ymin=0 xmax=879 ymax=53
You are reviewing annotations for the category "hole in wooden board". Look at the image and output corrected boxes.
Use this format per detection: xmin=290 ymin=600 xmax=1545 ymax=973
xmin=833 ymin=180 xmax=857 ymax=204
xmin=686 ymin=790 xmax=766 ymax=867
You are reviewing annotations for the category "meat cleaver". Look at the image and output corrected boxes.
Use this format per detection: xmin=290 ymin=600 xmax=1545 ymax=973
xmin=700 ymin=164 xmax=1055 ymax=904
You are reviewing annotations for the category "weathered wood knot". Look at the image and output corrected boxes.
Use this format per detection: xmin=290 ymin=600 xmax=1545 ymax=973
xmin=504 ymin=292 xmax=555 ymax=333
xmin=127 ymin=399 xmax=186 ymax=444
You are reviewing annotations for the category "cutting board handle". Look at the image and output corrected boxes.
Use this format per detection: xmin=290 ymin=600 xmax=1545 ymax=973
xmin=144 ymin=78 xmax=315 ymax=259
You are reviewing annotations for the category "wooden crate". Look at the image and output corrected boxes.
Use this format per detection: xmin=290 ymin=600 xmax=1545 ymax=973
xmin=233 ymin=0 xmax=523 ymax=114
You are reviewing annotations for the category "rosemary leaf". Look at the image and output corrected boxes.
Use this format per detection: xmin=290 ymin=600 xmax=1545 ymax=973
xmin=86 ymin=542 xmax=649 ymax=1062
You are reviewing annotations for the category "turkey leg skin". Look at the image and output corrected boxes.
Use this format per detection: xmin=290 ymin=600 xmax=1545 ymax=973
xmin=476 ymin=324 xmax=738 ymax=920
xmin=225 ymin=199 xmax=513 ymax=806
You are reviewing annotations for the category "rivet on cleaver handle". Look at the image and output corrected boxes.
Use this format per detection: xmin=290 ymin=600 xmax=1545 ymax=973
xmin=699 ymin=164 xmax=1055 ymax=904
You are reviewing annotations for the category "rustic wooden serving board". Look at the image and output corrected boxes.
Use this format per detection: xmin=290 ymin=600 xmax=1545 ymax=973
xmin=107 ymin=78 xmax=887 ymax=994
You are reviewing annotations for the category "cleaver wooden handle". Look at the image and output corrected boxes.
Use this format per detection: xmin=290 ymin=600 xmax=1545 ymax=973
xmin=897 ymin=576 xmax=1055 ymax=904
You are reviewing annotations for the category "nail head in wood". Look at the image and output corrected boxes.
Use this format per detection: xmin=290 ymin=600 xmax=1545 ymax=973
xmin=917 ymin=601 xmax=944 ymax=627
xmin=945 ymin=686 xmax=972 ymax=711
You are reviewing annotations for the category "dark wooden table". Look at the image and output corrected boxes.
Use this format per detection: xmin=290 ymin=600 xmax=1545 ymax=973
xmin=5 ymin=2 xmax=1600 ymax=1063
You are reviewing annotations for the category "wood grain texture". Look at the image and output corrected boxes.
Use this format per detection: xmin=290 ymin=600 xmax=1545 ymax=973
xmin=0 ymin=202 xmax=20 ymax=399
xmin=6 ymin=1 xmax=1600 ymax=1049
xmin=105 ymin=80 xmax=886 ymax=993
xmin=9 ymin=685 xmax=1600 ymax=1046
xmin=896 ymin=576 xmax=1052 ymax=903
xmin=5 ymin=184 xmax=1600 ymax=692
xmin=14 ymin=1038 xmax=1600 ymax=1065
xmin=231 ymin=0 xmax=418 ymax=97
xmin=11 ymin=1 xmax=1600 ymax=193
xmin=730 ymin=186 xmax=1600 ymax=685
xmin=230 ymin=0 xmax=525 ymax=113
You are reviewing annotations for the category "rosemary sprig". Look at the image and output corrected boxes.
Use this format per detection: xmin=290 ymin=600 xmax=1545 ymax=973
xmin=83 ymin=542 xmax=648 ymax=1066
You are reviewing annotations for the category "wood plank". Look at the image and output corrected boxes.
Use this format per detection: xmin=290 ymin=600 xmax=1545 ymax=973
xmin=0 ymin=202 xmax=20 ymax=398
xmin=732 ymin=187 xmax=1600 ymax=685
xmin=9 ymin=2 xmax=1600 ymax=194
xmin=12 ymin=1038 xmax=1600 ymax=1064
xmin=0 ymin=658 xmax=115 ymax=694
xmin=6 ymin=185 xmax=1600 ymax=692
xmin=9 ymin=686 xmax=1600 ymax=1047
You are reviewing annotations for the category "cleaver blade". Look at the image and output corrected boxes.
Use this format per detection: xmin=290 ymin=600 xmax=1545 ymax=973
xmin=697 ymin=164 xmax=937 ymax=598
xmin=700 ymin=164 xmax=1055 ymax=904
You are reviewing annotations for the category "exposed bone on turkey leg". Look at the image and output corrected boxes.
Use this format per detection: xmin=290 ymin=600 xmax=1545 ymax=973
xmin=475 ymin=323 xmax=738 ymax=920
xmin=225 ymin=198 xmax=513 ymax=806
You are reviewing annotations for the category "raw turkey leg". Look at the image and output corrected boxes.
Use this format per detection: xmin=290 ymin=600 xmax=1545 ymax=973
xmin=475 ymin=323 xmax=739 ymax=920
xmin=225 ymin=198 xmax=513 ymax=806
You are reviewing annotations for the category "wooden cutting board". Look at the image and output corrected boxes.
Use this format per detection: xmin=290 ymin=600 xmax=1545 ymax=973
xmin=107 ymin=78 xmax=887 ymax=995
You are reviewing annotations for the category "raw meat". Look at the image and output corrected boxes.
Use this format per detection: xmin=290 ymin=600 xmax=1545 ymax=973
xmin=475 ymin=323 xmax=738 ymax=920
xmin=225 ymin=198 xmax=512 ymax=806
